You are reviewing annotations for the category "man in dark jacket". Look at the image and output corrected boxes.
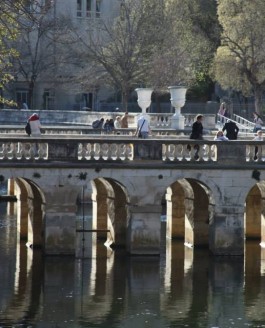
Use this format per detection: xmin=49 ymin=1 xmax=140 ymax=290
xmin=222 ymin=120 xmax=239 ymax=140
xmin=188 ymin=114 xmax=204 ymax=159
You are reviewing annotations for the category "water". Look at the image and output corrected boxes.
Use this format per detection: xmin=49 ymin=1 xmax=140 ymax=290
xmin=0 ymin=196 xmax=265 ymax=327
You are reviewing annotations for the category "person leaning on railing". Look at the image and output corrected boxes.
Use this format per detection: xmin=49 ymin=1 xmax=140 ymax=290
xmin=222 ymin=120 xmax=239 ymax=140
xmin=214 ymin=130 xmax=229 ymax=141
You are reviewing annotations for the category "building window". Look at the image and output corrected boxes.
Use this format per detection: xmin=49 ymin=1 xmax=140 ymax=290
xmin=16 ymin=90 xmax=29 ymax=108
xmin=76 ymin=0 xmax=101 ymax=18
xmin=96 ymin=0 xmax=101 ymax=18
xmin=43 ymin=89 xmax=55 ymax=110
xmin=77 ymin=0 xmax=82 ymax=17
xmin=86 ymin=0 xmax=92 ymax=17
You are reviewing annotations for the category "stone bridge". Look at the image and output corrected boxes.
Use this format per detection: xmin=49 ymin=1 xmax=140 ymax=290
xmin=1 ymin=135 xmax=265 ymax=257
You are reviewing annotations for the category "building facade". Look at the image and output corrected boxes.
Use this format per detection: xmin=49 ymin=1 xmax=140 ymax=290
xmin=7 ymin=0 xmax=121 ymax=111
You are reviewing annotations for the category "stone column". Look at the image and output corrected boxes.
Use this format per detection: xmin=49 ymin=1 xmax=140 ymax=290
xmin=127 ymin=204 xmax=161 ymax=255
xmin=7 ymin=178 xmax=15 ymax=215
xmin=15 ymin=179 xmax=29 ymax=240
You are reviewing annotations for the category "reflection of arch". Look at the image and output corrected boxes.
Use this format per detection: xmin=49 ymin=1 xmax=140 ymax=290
xmin=2 ymin=178 xmax=45 ymax=324
xmin=166 ymin=178 xmax=214 ymax=248
xmin=15 ymin=178 xmax=45 ymax=248
xmin=1 ymin=248 xmax=43 ymax=324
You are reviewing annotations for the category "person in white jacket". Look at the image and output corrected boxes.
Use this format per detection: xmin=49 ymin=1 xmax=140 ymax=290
xmin=28 ymin=113 xmax=41 ymax=136
xmin=28 ymin=113 xmax=41 ymax=156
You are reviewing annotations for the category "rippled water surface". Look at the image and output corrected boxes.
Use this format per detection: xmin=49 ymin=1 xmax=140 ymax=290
xmin=0 ymin=188 xmax=265 ymax=327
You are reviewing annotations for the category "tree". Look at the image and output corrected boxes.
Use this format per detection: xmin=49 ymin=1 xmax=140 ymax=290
xmin=66 ymin=0 xmax=165 ymax=111
xmin=64 ymin=0 xmax=219 ymax=110
xmin=148 ymin=0 xmax=219 ymax=100
xmin=0 ymin=1 xmax=20 ymax=106
xmin=212 ymin=0 xmax=265 ymax=114
xmin=9 ymin=1 xmax=69 ymax=109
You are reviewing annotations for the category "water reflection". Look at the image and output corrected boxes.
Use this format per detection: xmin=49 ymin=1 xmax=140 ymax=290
xmin=1 ymin=199 xmax=265 ymax=327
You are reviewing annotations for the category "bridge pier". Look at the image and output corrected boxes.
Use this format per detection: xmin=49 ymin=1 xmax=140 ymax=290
xmin=43 ymin=186 xmax=79 ymax=255
xmin=127 ymin=204 xmax=161 ymax=255
xmin=7 ymin=178 xmax=15 ymax=215
xmin=15 ymin=180 xmax=29 ymax=240
xmin=210 ymin=206 xmax=245 ymax=255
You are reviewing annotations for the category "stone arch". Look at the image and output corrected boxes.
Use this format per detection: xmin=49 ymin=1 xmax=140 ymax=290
xmin=186 ymin=178 xmax=215 ymax=247
xmin=245 ymin=181 xmax=265 ymax=243
xmin=91 ymin=177 xmax=129 ymax=249
xmin=104 ymin=178 xmax=130 ymax=247
xmin=166 ymin=178 xmax=215 ymax=248
xmin=15 ymin=178 xmax=45 ymax=248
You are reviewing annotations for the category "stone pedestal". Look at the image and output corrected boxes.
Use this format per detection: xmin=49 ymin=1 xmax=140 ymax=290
xmin=171 ymin=112 xmax=185 ymax=130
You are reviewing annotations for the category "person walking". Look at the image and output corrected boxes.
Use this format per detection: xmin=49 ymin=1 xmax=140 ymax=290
xmin=222 ymin=120 xmax=239 ymax=140
xmin=189 ymin=114 xmax=204 ymax=159
xmin=92 ymin=117 xmax=104 ymax=129
xmin=136 ymin=114 xmax=150 ymax=139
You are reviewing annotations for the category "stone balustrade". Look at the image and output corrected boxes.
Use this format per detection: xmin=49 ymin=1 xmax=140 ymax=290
xmin=0 ymin=136 xmax=263 ymax=164
xmin=0 ymin=125 xmax=190 ymax=136
xmin=0 ymin=109 xmax=216 ymax=129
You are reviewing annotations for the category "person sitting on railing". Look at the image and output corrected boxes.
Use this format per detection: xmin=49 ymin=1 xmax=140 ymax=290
xmin=28 ymin=113 xmax=41 ymax=156
xmin=222 ymin=120 xmax=239 ymax=140
xmin=92 ymin=117 xmax=104 ymax=129
xmin=114 ymin=116 xmax=121 ymax=129
xmin=253 ymin=130 xmax=263 ymax=160
xmin=253 ymin=112 xmax=263 ymax=133
xmin=28 ymin=113 xmax=41 ymax=136
xmin=103 ymin=119 xmax=114 ymax=133
xmin=214 ymin=130 xmax=229 ymax=141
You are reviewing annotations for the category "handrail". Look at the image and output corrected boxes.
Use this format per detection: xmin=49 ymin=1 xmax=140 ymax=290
xmin=217 ymin=114 xmax=252 ymax=133
xmin=233 ymin=114 xmax=255 ymax=130
xmin=0 ymin=136 xmax=263 ymax=164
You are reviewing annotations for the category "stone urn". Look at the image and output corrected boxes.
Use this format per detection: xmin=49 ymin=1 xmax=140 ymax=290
xmin=168 ymin=86 xmax=187 ymax=129
xmin=135 ymin=88 xmax=153 ymax=114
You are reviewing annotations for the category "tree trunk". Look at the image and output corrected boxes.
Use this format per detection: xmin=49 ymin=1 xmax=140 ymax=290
xmin=254 ymin=85 xmax=263 ymax=115
xmin=121 ymin=88 xmax=128 ymax=112
xmin=28 ymin=80 xmax=35 ymax=110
